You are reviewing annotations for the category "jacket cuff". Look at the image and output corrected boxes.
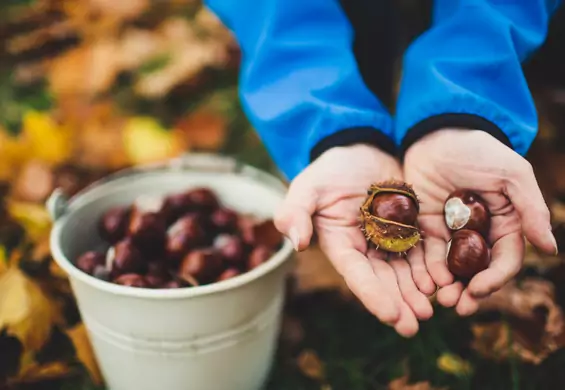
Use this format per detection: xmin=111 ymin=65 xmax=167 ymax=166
xmin=310 ymin=127 xmax=397 ymax=162
xmin=400 ymin=114 xmax=513 ymax=159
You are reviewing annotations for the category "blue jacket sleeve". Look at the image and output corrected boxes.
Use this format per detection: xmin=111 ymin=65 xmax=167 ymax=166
xmin=204 ymin=0 xmax=394 ymax=180
xmin=395 ymin=0 xmax=562 ymax=156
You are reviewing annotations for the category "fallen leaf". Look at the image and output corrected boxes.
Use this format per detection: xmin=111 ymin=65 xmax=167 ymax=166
xmin=174 ymin=110 xmax=227 ymax=150
xmin=0 ymin=246 xmax=7 ymax=275
xmin=88 ymin=0 xmax=149 ymax=21
xmin=7 ymin=201 xmax=52 ymax=243
xmin=21 ymin=110 xmax=73 ymax=165
xmin=10 ymin=361 xmax=73 ymax=385
xmin=47 ymin=40 xmax=120 ymax=96
xmin=296 ymin=349 xmax=325 ymax=380
xmin=280 ymin=315 xmax=305 ymax=348
xmin=436 ymin=352 xmax=472 ymax=376
xmin=0 ymin=268 xmax=60 ymax=351
xmin=11 ymin=160 xmax=54 ymax=203
xmin=473 ymin=278 xmax=565 ymax=364
xmin=388 ymin=375 xmax=443 ymax=390
xmin=123 ymin=116 xmax=187 ymax=164
xmin=0 ymin=131 xmax=29 ymax=181
xmin=66 ymin=323 xmax=102 ymax=385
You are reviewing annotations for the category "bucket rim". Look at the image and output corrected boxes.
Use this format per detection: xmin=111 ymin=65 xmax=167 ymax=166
xmin=48 ymin=153 xmax=295 ymax=300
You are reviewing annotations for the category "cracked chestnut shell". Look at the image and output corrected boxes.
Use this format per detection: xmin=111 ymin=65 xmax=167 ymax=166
xmin=447 ymin=229 xmax=490 ymax=280
xmin=444 ymin=190 xmax=491 ymax=239
xmin=360 ymin=180 xmax=421 ymax=253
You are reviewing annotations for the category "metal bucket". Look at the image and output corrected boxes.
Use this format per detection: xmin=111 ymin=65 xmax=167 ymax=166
xmin=47 ymin=154 xmax=295 ymax=390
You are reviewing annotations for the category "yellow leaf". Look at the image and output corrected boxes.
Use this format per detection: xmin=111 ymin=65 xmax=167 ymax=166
xmin=66 ymin=323 xmax=103 ymax=385
xmin=21 ymin=110 xmax=73 ymax=165
xmin=296 ymin=349 xmax=325 ymax=380
xmin=123 ymin=116 xmax=187 ymax=165
xmin=0 ymin=246 xmax=7 ymax=275
xmin=0 ymin=131 xmax=29 ymax=181
xmin=0 ymin=268 xmax=59 ymax=351
xmin=7 ymin=201 xmax=52 ymax=243
xmin=436 ymin=353 xmax=472 ymax=376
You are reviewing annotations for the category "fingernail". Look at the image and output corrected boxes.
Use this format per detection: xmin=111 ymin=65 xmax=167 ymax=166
xmin=549 ymin=231 xmax=558 ymax=256
xmin=288 ymin=227 xmax=300 ymax=251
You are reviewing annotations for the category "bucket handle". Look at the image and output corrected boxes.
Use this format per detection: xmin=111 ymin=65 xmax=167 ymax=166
xmin=46 ymin=188 xmax=68 ymax=222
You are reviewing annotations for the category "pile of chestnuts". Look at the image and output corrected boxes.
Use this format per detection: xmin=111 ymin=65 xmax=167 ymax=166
xmin=444 ymin=190 xmax=492 ymax=281
xmin=360 ymin=181 xmax=492 ymax=281
xmin=74 ymin=187 xmax=284 ymax=288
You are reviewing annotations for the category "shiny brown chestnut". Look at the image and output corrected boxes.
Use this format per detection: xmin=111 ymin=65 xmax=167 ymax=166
xmin=247 ymin=246 xmax=274 ymax=270
xmin=185 ymin=188 xmax=219 ymax=213
xmin=107 ymin=238 xmax=147 ymax=277
xmin=166 ymin=215 xmax=208 ymax=261
xmin=76 ymin=251 xmax=106 ymax=275
xmin=370 ymin=192 xmax=418 ymax=226
xmin=217 ymin=268 xmax=241 ymax=282
xmin=114 ymin=273 xmax=150 ymax=288
xmin=98 ymin=206 xmax=131 ymax=244
xmin=214 ymin=234 xmax=245 ymax=264
xmin=145 ymin=262 xmax=171 ymax=288
xmin=211 ymin=208 xmax=239 ymax=233
xmin=178 ymin=249 xmax=223 ymax=282
xmin=444 ymin=189 xmax=490 ymax=238
xmin=447 ymin=229 xmax=490 ymax=280
xmin=239 ymin=217 xmax=284 ymax=249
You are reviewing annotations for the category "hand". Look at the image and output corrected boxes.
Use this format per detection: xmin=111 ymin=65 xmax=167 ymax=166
xmin=404 ymin=129 xmax=557 ymax=316
xmin=275 ymin=144 xmax=433 ymax=337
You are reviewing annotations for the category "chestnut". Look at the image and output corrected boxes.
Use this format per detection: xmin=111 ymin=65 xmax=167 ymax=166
xmin=213 ymin=234 xmax=245 ymax=264
xmin=114 ymin=273 xmax=150 ymax=288
xmin=444 ymin=190 xmax=490 ymax=239
xmin=76 ymin=251 xmax=106 ymax=275
xmin=166 ymin=215 xmax=208 ymax=261
xmin=371 ymin=192 xmax=418 ymax=226
xmin=98 ymin=206 xmax=131 ymax=244
xmin=185 ymin=187 xmax=219 ymax=213
xmin=145 ymin=262 xmax=171 ymax=287
xmin=247 ymin=246 xmax=274 ymax=270
xmin=211 ymin=208 xmax=238 ymax=233
xmin=107 ymin=238 xmax=147 ymax=277
xmin=178 ymin=249 xmax=223 ymax=283
xmin=217 ymin=268 xmax=241 ymax=282
xmin=447 ymin=229 xmax=490 ymax=280
xmin=239 ymin=217 xmax=283 ymax=249
xmin=128 ymin=212 xmax=166 ymax=254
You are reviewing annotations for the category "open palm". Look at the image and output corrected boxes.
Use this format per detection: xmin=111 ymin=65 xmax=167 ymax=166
xmin=275 ymin=144 xmax=433 ymax=337
xmin=404 ymin=129 xmax=557 ymax=316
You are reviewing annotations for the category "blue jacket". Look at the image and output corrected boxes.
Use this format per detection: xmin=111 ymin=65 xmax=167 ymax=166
xmin=205 ymin=0 xmax=562 ymax=180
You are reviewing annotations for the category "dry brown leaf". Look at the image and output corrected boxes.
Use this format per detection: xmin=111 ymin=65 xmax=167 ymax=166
xmin=123 ymin=117 xmax=188 ymax=164
xmin=280 ymin=315 xmax=305 ymax=348
xmin=0 ymin=268 xmax=60 ymax=352
xmin=388 ymin=375 xmax=445 ymax=390
xmin=11 ymin=160 xmax=54 ymax=203
xmin=88 ymin=0 xmax=149 ymax=21
xmin=473 ymin=278 xmax=565 ymax=364
xmin=48 ymin=40 xmax=120 ymax=96
xmin=13 ymin=361 xmax=73 ymax=385
xmin=66 ymin=323 xmax=103 ymax=385
xmin=296 ymin=349 xmax=325 ymax=380
xmin=174 ymin=110 xmax=227 ymax=150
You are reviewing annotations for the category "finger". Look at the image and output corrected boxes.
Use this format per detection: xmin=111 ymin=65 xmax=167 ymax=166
xmin=394 ymin=301 xmax=421 ymax=338
xmin=424 ymin=237 xmax=453 ymax=287
xmin=389 ymin=259 xmax=434 ymax=320
xmin=436 ymin=282 xmax=464 ymax=308
xmin=274 ymin=181 xmax=317 ymax=251
xmin=406 ymin=243 xmax=436 ymax=295
xmin=327 ymin=246 xmax=400 ymax=324
xmin=455 ymin=289 xmax=480 ymax=316
xmin=467 ymin=232 xmax=524 ymax=298
xmin=505 ymin=161 xmax=557 ymax=255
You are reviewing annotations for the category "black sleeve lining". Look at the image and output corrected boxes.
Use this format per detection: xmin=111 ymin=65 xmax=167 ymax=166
xmin=400 ymin=113 xmax=513 ymax=158
xmin=309 ymin=127 xmax=397 ymax=162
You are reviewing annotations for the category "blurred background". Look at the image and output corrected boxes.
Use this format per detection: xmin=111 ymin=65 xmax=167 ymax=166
xmin=2 ymin=1 xmax=565 ymax=389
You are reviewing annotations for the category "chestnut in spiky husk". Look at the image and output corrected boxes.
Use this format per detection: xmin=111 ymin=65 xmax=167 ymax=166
xmin=360 ymin=180 xmax=421 ymax=253
xmin=447 ymin=229 xmax=490 ymax=281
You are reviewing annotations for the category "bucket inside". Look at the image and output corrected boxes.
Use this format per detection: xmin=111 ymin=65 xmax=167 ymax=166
xmin=52 ymin=169 xmax=290 ymax=290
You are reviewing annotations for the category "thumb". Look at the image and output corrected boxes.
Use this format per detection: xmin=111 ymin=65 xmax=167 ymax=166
xmin=274 ymin=181 xmax=317 ymax=252
xmin=505 ymin=160 xmax=557 ymax=255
